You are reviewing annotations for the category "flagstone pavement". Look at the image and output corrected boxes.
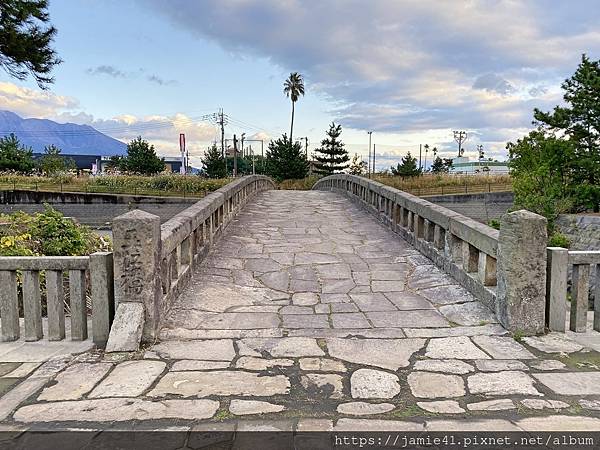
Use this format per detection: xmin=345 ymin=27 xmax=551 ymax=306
xmin=2 ymin=190 xmax=600 ymax=436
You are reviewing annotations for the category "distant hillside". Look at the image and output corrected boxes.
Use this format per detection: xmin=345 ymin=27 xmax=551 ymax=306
xmin=0 ymin=110 xmax=127 ymax=156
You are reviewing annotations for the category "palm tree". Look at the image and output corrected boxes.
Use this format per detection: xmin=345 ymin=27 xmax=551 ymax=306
xmin=283 ymin=72 xmax=305 ymax=142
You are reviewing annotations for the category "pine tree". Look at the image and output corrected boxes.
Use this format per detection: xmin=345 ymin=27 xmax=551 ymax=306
xmin=348 ymin=153 xmax=367 ymax=175
xmin=119 ymin=137 xmax=164 ymax=175
xmin=533 ymin=54 xmax=600 ymax=211
xmin=0 ymin=0 xmax=61 ymax=88
xmin=201 ymin=144 xmax=227 ymax=178
xmin=430 ymin=156 xmax=446 ymax=173
xmin=265 ymin=134 xmax=309 ymax=181
xmin=313 ymin=122 xmax=349 ymax=175
xmin=391 ymin=151 xmax=421 ymax=177
xmin=430 ymin=156 xmax=453 ymax=174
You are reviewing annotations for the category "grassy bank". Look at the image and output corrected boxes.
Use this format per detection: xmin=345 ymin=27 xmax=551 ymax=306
xmin=0 ymin=174 xmax=232 ymax=198
xmin=375 ymin=173 xmax=512 ymax=196
xmin=278 ymin=173 xmax=512 ymax=196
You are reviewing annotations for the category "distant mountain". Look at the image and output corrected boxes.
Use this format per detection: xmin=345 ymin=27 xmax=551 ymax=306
xmin=0 ymin=110 xmax=127 ymax=156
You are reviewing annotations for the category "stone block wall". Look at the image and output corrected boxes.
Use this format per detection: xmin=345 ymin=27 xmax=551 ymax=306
xmin=424 ymin=191 xmax=514 ymax=223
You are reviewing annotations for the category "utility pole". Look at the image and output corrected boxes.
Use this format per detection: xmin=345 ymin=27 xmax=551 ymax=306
xmin=241 ymin=139 xmax=264 ymax=173
xmin=233 ymin=134 xmax=238 ymax=177
xmin=215 ymin=108 xmax=227 ymax=175
xmin=302 ymin=137 xmax=309 ymax=158
xmin=453 ymin=130 xmax=467 ymax=157
xmin=419 ymin=144 xmax=422 ymax=171
xmin=367 ymin=131 xmax=373 ymax=179
xmin=304 ymin=137 xmax=310 ymax=175
xmin=241 ymin=133 xmax=246 ymax=160
xmin=373 ymin=144 xmax=376 ymax=176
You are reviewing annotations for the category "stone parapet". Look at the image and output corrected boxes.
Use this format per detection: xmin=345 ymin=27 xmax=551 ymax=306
xmin=110 ymin=175 xmax=276 ymax=345
xmin=313 ymin=174 xmax=546 ymax=334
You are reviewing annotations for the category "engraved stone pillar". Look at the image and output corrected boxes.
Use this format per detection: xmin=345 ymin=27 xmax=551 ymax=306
xmin=496 ymin=210 xmax=547 ymax=334
xmin=112 ymin=210 xmax=161 ymax=342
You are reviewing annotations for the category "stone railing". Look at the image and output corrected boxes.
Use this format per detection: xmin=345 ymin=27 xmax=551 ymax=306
xmin=0 ymin=253 xmax=114 ymax=346
xmin=313 ymin=174 xmax=548 ymax=334
xmin=547 ymin=248 xmax=600 ymax=333
xmin=110 ymin=175 xmax=276 ymax=346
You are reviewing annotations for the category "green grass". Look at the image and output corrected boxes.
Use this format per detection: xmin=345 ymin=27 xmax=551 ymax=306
xmin=391 ymin=404 xmax=437 ymax=418
xmin=558 ymin=351 xmax=600 ymax=370
xmin=512 ymin=330 xmax=525 ymax=343
xmin=214 ymin=409 xmax=234 ymax=421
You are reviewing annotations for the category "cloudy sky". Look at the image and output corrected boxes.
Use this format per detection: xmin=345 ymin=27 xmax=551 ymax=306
xmin=1 ymin=0 xmax=599 ymax=168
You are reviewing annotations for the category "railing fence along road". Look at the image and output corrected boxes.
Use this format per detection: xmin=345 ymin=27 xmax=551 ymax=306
xmin=0 ymin=253 xmax=114 ymax=345
xmin=547 ymin=248 xmax=600 ymax=333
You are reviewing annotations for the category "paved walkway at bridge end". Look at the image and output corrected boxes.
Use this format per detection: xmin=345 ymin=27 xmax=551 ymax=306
xmin=2 ymin=190 xmax=600 ymax=436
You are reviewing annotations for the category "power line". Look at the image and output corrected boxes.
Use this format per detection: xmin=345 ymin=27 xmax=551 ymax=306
xmin=0 ymin=113 xmax=218 ymax=136
xmin=225 ymin=115 xmax=279 ymax=137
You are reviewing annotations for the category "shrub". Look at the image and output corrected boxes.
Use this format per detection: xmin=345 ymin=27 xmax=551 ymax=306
xmin=0 ymin=205 xmax=110 ymax=257
xmin=87 ymin=174 xmax=230 ymax=194
xmin=279 ymin=175 xmax=321 ymax=190
xmin=548 ymin=232 xmax=571 ymax=248
xmin=488 ymin=219 xmax=501 ymax=230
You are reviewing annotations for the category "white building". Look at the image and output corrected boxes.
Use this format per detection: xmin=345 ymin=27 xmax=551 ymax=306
xmin=449 ymin=156 xmax=509 ymax=174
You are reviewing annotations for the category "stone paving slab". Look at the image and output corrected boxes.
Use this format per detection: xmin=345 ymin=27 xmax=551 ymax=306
xmin=3 ymin=191 xmax=600 ymax=431
xmin=0 ymin=341 xmax=93 ymax=363
xmin=14 ymin=398 xmax=219 ymax=422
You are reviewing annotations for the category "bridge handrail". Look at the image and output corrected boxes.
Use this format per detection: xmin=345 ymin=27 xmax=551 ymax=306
xmin=313 ymin=174 xmax=548 ymax=334
xmin=159 ymin=175 xmax=276 ymax=315
xmin=0 ymin=252 xmax=113 ymax=346
xmin=110 ymin=175 xmax=276 ymax=343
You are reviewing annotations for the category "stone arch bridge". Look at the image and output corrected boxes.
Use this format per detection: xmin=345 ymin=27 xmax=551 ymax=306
xmin=2 ymin=174 xmax=600 ymax=431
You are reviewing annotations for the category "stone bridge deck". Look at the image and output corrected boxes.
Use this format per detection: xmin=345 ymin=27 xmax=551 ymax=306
xmin=3 ymin=190 xmax=600 ymax=433
xmin=161 ymin=190 xmax=498 ymax=340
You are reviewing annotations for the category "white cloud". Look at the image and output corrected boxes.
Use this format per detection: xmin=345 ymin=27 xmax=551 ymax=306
xmin=0 ymin=82 xmax=79 ymax=118
xmin=140 ymin=0 xmax=600 ymax=155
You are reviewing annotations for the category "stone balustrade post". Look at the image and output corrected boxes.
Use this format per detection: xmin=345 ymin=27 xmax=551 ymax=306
xmin=546 ymin=247 xmax=568 ymax=332
xmin=90 ymin=252 xmax=115 ymax=346
xmin=496 ymin=210 xmax=547 ymax=334
xmin=112 ymin=210 xmax=161 ymax=343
